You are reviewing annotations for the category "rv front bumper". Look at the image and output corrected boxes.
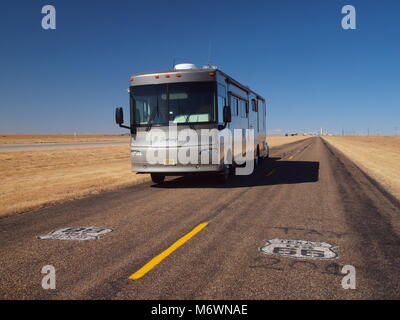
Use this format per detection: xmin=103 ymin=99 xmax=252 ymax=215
xmin=130 ymin=146 xmax=224 ymax=173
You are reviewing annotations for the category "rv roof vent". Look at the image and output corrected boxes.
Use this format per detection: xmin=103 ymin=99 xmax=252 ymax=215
xmin=174 ymin=63 xmax=197 ymax=71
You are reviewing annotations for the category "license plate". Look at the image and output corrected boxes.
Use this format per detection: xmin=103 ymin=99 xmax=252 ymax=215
xmin=163 ymin=159 xmax=175 ymax=166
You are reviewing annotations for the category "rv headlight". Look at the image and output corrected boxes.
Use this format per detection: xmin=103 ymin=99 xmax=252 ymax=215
xmin=132 ymin=150 xmax=142 ymax=156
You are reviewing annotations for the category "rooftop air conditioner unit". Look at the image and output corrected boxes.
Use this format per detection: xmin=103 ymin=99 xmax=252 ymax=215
xmin=173 ymin=63 xmax=197 ymax=71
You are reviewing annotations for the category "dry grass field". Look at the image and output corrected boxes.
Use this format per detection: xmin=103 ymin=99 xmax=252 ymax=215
xmin=0 ymin=135 xmax=311 ymax=217
xmin=323 ymin=136 xmax=400 ymax=200
xmin=0 ymin=145 xmax=146 ymax=217
xmin=266 ymin=135 xmax=310 ymax=147
xmin=0 ymin=134 xmax=130 ymax=144
xmin=0 ymin=134 xmax=308 ymax=145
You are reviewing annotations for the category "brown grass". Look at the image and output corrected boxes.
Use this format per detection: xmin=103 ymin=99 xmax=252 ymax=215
xmin=0 ymin=135 xmax=310 ymax=217
xmin=0 ymin=145 xmax=150 ymax=217
xmin=0 ymin=134 xmax=130 ymax=144
xmin=323 ymin=136 xmax=400 ymax=200
xmin=267 ymin=135 xmax=311 ymax=147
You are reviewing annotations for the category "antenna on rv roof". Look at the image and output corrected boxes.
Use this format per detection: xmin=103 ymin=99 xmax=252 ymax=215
xmin=207 ymin=41 xmax=212 ymax=66
xmin=172 ymin=57 xmax=175 ymax=70
xmin=203 ymin=41 xmax=218 ymax=70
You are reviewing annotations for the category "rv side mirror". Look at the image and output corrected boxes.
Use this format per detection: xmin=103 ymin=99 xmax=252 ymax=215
xmin=223 ymin=105 xmax=231 ymax=123
xmin=115 ymin=107 xmax=124 ymax=124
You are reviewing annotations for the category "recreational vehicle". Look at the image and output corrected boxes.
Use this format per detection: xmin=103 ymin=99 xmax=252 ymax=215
xmin=115 ymin=63 xmax=268 ymax=183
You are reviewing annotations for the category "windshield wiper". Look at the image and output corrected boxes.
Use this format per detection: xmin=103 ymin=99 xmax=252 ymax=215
xmin=146 ymin=99 xmax=159 ymax=131
xmin=145 ymin=120 xmax=153 ymax=131
xmin=185 ymin=112 xmax=196 ymax=130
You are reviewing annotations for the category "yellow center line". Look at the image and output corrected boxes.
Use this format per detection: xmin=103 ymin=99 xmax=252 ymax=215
xmin=129 ymin=222 xmax=209 ymax=280
xmin=287 ymin=156 xmax=294 ymax=160
xmin=266 ymin=169 xmax=276 ymax=176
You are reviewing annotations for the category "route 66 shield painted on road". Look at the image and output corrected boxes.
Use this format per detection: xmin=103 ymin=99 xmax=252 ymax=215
xmin=261 ymin=239 xmax=338 ymax=260
xmin=38 ymin=227 xmax=113 ymax=241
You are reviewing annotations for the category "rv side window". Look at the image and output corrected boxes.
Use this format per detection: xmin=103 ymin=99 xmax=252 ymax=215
xmin=263 ymin=102 xmax=266 ymax=131
xmin=230 ymin=96 xmax=238 ymax=116
xmin=217 ymin=84 xmax=226 ymax=123
xmin=217 ymin=96 xmax=225 ymax=123
xmin=258 ymin=100 xmax=264 ymax=131
xmin=252 ymin=99 xmax=257 ymax=112
xmin=239 ymin=100 xmax=247 ymax=118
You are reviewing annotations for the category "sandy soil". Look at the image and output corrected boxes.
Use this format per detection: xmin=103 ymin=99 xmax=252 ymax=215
xmin=0 ymin=135 xmax=310 ymax=217
xmin=0 ymin=134 xmax=130 ymax=144
xmin=323 ymin=136 xmax=400 ymax=200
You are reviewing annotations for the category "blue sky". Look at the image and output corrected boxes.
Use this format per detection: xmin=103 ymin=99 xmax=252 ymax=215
xmin=1 ymin=0 xmax=399 ymax=135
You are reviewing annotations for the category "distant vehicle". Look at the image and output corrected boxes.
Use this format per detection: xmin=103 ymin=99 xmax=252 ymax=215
xmin=115 ymin=63 xmax=268 ymax=183
xmin=285 ymin=133 xmax=289 ymax=136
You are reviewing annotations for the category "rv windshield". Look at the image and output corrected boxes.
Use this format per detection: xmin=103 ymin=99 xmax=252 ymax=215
xmin=130 ymin=82 xmax=216 ymax=125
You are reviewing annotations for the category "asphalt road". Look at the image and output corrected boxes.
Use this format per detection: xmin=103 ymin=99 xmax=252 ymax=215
xmin=0 ymin=140 xmax=128 ymax=151
xmin=1 ymin=137 xmax=400 ymax=299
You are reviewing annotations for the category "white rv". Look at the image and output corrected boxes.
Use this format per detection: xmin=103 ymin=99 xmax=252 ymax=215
xmin=115 ymin=63 xmax=268 ymax=183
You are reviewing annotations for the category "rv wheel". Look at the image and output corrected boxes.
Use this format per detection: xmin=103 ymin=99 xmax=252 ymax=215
xmin=151 ymin=173 xmax=165 ymax=184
